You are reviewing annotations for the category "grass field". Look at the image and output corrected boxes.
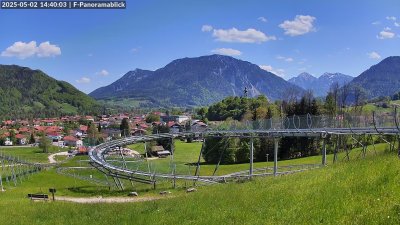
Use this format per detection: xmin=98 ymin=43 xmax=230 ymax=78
xmin=125 ymin=141 xmax=384 ymax=176
xmin=1 ymin=141 xmax=399 ymax=224
xmin=0 ymin=146 xmax=62 ymax=163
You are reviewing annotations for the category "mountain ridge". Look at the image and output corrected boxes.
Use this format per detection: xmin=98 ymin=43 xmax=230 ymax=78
xmin=288 ymin=72 xmax=353 ymax=96
xmin=90 ymin=54 xmax=304 ymax=107
xmin=346 ymin=56 xmax=400 ymax=99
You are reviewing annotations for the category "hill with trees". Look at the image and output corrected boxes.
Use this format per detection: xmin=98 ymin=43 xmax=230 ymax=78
xmin=346 ymin=56 xmax=400 ymax=99
xmin=0 ymin=65 xmax=100 ymax=119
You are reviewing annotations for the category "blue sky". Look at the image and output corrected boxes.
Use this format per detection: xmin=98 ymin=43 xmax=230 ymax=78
xmin=0 ymin=0 xmax=399 ymax=93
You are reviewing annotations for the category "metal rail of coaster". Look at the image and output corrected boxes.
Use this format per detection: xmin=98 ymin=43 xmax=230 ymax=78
xmin=88 ymin=111 xmax=400 ymax=190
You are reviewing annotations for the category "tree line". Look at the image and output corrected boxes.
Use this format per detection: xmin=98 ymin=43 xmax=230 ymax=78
xmin=197 ymin=90 xmax=339 ymax=164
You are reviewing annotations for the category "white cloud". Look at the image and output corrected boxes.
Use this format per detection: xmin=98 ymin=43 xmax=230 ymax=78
xmin=212 ymin=27 xmax=276 ymax=43
xmin=367 ymin=51 xmax=381 ymax=59
xmin=97 ymin=69 xmax=109 ymax=76
xmin=395 ymin=22 xmax=400 ymax=27
xmin=201 ymin=25 xmax=213 ymax=32
xmin=377 ymin=30 xmax=395 ymax=39
xmin=276 ymin=55 xmax=293 ymax=62
xmin=372 ymin=21 xmax=381 ymax=25
xmin=36 ymin=41 xmax=61 ymax=57
xmin=279 ymin=15 xmax=316 ymax=36
xmin=1 ymin=41 xmax=38 ymax=59
xmin=76 ymin=77 xmax=91 ymax=84
xmin=1 ymin=41 xmax=61 ymax=59
xmin=384 ymin=27 xmax=392 ymax=31
xmin=259 ymin=65 xmax=285 ymax=77
xmin=258 ymin=17 xmax=267 ymax=22
xmin=386 ymin=16 xmax=397 ymax=21
xmin=211 ymin=48 xmax=242 ymax=56
xmin=260 ymin=65 xmax=273 ymax=71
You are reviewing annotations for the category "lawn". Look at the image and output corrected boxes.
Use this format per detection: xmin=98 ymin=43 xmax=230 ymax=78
xmin=123 ymin=140 xmax=387 ymax=176
xmin=0 ymin=146 xmax=62 ymax=163
xmin=0 ymin=149 xmax=399 ymax=224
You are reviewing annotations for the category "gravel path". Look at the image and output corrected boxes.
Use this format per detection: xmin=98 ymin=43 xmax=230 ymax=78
xmin=55 ymin=195 xmax=168 ymax=203
xmin=48 ymin=151 xmax=69 ymax=163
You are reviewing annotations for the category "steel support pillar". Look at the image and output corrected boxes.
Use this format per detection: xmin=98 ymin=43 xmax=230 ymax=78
xmin=0 ymin=174 xmax=4 ymax=192
xmin=194 ymin=140 xmax=205 ymax=186
xmin=397 ymin=135 xmax=400 ymax=158
xmin=333 ymin=136 xmax=339 ymax=163
xmin=322 ymin=138 xmax=327 ymax=166
xmin=249 ymin=137 xmax=254 ymax=178
xmin=274 ymin=138 xmax=279 ymax=176
xmin=170 ymin=138 xmax=175 ymax=161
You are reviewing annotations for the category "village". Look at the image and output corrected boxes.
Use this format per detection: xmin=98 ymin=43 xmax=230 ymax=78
xmin=0 ymin=112 xmax=208 ymax=154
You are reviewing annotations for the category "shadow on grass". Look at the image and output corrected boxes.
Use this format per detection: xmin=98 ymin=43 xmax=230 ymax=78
xmin=66 ymin=185 xmax=126 ymax=196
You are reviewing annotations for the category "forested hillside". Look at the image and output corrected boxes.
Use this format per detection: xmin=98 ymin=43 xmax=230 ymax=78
xmin=0 ymin=65 xmax=99 ymax=119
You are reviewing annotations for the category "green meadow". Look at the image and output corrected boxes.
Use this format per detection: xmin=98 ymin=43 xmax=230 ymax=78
xmin=0 ymin=142 xmax=399 ymax=224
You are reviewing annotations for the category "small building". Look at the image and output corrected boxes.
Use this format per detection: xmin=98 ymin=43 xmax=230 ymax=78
xmin=160 ymin=115 xmax=190 ymax=123
xmin=47 ymin=133 xmax=63 ymax=141
xmin=63 ymin=136 xmax=82 ymax=147
xmin=131 ymin=129 xmax=146 ymax=136
xmin=52 ymin=141 xmax=65 ymax=148
xmin=102 ymin=129 xmax=121 ymax=139
xmin=4 ymin=138 xmax=13 ymax=146
xmin=151 ymin=146 xmax=171 ymax=158
xmin=191 ymin=121 xmax=208 ymax=133
xmin=79 ymin=125 xmax=88 ymax=137
xmin=170 ymin=123 xmax=182 ymax=133
xmin=77 ymin=146 xmax=88 ymax=155
xmin=15 ymin=134 xmax=27 ymax=145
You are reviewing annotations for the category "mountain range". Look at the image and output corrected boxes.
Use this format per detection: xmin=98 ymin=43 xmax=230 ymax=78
xmin=0 ymin=65 xmax=99 ymax=119
xmin=1 ymin=55 xmax=399 ymax=118
xmin=89 ymin=55 xmax=303 ymax=107
xmin=288 ymin=72 xmax=353 ymax=96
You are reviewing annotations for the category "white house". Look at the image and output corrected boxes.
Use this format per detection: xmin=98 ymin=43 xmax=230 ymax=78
xmin=4 ymin=138 xmax=13 ymax=146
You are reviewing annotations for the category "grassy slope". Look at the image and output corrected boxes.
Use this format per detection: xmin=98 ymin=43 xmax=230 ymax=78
xmin=0 ymin=142 xmax=399 ymax=224
xmin=0 ymin=152 xmax=399 ymax=224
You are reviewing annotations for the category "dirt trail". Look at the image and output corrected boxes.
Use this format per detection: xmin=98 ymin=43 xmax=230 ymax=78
xmin=55 ymin=195 xmax=169 ymax=203
xmin=48 ymin=151 xmax=68 ymax=163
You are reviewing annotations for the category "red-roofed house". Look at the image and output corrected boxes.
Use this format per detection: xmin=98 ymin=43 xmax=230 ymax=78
xmin=85 ymin=116 xmax=94 ymax=122
xmin=167 ymin=121 xmax=176 ymax=127
xmin=80 ymin=125 xmax=88 ymax=133
xmin=78 ymin=146 xmax=88 ymax=154
xmin=138 ymin=123 xmax=149 ymax=129
xmin=3 ymin=120 xmax=14 ymax=126
xmin=19 ymin=127 xmax=30 ymax=133
xmin=132 ymin=129 xmax=146 ymax=136
xmin=63 ymin=136 xmax=83 ymax=147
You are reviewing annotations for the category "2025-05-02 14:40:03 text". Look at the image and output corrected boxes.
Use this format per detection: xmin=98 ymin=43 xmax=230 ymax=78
xmin=0 ymin=1 xmax=126 ymax=9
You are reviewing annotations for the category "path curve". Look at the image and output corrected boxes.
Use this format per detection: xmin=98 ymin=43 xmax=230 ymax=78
xmin=48 ymin=151 xmax=69 ymax=164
